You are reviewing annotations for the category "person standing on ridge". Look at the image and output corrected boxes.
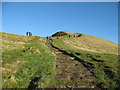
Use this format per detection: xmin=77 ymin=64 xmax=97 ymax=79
xmin=30 ymin=32 xmax=32 ymax=36
xmin=26 ymin=32 xmax=32 ymax=36
xmin=26 ymin=32 xmax=29 ymax=36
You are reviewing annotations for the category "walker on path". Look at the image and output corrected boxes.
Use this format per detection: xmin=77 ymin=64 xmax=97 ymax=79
xmin=48 ymin=37 xmax=53 ymax=44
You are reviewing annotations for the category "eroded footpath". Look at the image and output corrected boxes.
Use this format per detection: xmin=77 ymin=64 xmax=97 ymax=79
xmin=46 ymin=42 xmax=98 ymax=88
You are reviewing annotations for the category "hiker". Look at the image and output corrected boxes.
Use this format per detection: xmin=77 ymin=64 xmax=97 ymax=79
xmin=30 ymin=32 xmax=32 ymax=36
xmin=28 ymin=32 xmax=31 ymax=36
xmin=28 ymin=32 xmax=32 ymax=36
xmin=48 ymin=37 xmax=53 ymax=44
xmin=26 ymin=32 xmax=28 ymax=36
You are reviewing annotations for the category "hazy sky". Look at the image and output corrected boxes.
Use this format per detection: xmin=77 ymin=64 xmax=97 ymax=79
xmin=2 ymin=2 xmax=118 ymax=43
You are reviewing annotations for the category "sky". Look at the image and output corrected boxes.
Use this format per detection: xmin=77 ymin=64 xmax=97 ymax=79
xmin=2 ymin=2 xmax=118 ymax=43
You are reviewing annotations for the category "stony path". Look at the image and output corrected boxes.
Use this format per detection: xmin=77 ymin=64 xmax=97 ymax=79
xmin=47 ymin=42 xmax=98 ymax=88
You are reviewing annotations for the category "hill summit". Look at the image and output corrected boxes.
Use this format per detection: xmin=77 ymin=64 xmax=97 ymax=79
xmin=51 ymin=31 xmax=84 ymax=37
xmin=52 ymin=31 xmax=71 ymax=37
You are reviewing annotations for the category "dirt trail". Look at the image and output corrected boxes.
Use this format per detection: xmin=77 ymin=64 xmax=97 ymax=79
xmin=46 ymin=41 xmax=98 ymax=88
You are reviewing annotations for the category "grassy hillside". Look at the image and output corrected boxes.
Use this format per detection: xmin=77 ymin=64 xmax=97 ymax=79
xmin=55 ymin=34 xmax=118 ymax=55
xmin=2 ymin=32 xmax=56 ymax=88
xmin=52 ymin=36 xmax=119 ymax=88
xmin=1 ymin=32 xmax=119 ymax=88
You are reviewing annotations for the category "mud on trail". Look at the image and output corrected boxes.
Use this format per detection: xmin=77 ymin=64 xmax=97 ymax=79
xmin=46 ymin=42 xmax=98 ymax=88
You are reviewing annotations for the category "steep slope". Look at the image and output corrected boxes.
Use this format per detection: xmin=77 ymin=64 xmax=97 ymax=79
xmin=52 ymin=35 xmax=119 ymax=88
xmin=2 ymin=32 xmax=56 ymax=88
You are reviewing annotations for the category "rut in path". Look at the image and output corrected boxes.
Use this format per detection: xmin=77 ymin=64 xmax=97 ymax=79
xmin=47 ymin=42 xmax=97 ymax=88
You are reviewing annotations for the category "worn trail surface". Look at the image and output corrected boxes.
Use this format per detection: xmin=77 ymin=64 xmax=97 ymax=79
xmin=47 ymin=42 xmax=97 ymax=88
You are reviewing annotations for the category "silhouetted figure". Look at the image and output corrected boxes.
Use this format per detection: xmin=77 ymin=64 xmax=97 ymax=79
xmin=26 ymin=32 xmax=29 ymax=36
xmin=29 ymin=32 xmax=32 ymax=36
xmin=68 ymin=35 xmax=71 ymax=37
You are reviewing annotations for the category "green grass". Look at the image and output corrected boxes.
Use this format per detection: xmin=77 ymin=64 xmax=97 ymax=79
xmin=53 ymin=35 xmax=118 ymax=55
xmin=2 ymin=32 xmax=56 ymax=88
xmin=52 ymin=37 xmax=119 ymax=88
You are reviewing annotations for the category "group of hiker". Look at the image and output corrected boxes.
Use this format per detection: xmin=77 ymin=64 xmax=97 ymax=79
xmin=26 ymin=32 xmax=32 ymax=36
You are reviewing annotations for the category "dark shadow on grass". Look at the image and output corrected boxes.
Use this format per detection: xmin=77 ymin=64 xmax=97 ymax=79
xmin=91 ymin=58 xmax=104 ymax=62
xmin=75 ymin=52 xmax=81 ymax=55
xmin=104 ymin=69 xmax=115 ymax=79
xmin=51 ymin=43 xmax=94 ymax=71
xmin=28 ymin=77 xmax=42 ymax=89
xmin=28 ymin=73 xmax=51 ymax=89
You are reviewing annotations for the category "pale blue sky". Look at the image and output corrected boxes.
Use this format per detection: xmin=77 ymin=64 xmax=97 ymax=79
xmin=2 ymin=2 xmax=118 ymax=43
